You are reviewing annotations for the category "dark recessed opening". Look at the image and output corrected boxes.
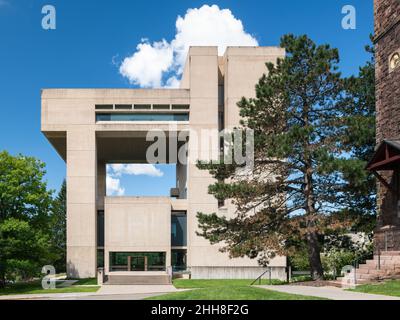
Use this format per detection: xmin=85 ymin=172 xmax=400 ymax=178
xmin=115 ymin=104 xmax=132 ymax=110
xmin=171 ymin=105 xmax=190 ymax=110
xmin=134 ymin=104 xmax=151 ymax=110
xmin=153 ymin=104 xmax=170 ymax=110
xmin=95 ymin=104 xmax=114 ymax=110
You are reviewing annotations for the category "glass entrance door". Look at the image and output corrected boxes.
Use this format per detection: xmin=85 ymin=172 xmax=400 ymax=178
xmin=129 ymin=256 xmax=148 ymax=271
xmin=110 ymin=252 xmax=166 ymax=271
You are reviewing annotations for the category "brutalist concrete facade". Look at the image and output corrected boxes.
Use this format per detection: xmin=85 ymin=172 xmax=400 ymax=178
xmin=41 ymin=46 xmax=287 ymax=280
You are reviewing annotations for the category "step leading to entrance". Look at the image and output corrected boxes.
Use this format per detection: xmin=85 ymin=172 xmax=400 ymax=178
xmin=339 ymin=251 xmax=400 ymax=285
xmin=105 ymin=274 xmax=171 ymax=285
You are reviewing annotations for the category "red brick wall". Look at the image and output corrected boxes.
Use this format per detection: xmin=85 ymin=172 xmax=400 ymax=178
xmin=375 ymin=0 xmax=400 ymax=37
xmin=374 ymin=1 xmax=400 ymax=248
xmin=375 ymin=0 xmax=400 ymax=143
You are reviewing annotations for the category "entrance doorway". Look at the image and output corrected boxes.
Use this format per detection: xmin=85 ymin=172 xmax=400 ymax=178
xmin=109 ymin=252 xmax=166 ymax=272
xmin=128 ymin=255 xmax=148 ymax=271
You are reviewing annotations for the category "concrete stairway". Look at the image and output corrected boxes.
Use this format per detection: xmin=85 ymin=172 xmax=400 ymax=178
xmin=339 ymin=251 xmax=400 ymax=284
xmin=105 ymin=274 xmax=171 ymax=285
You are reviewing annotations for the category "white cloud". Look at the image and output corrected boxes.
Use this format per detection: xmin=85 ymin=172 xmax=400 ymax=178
xmin=119 ymin=4 xmax=258 ymax=88
xmin=105 ymin=164 xmax=163 ymax=196
xmin=106 ymin=175 xmax=125 ymax=196
xmin=108 ymin=164 xmax=164 ymax=177
xmin=119 ymin=40 xmax=174 ymax=88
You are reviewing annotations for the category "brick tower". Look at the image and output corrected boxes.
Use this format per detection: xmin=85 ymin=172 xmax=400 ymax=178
xmin=369 ymin=0 xmax=400 ymax=251
xmin=344 ymin=0 xmax=400 ymax=283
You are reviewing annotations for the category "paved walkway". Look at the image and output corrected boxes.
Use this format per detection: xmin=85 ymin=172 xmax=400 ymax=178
xmin=5 ymin=284 xmax=399 ymax=301
xmin=97 ymin=284 xmax=181 ymax=295
xmin=52 ymin=292 xmax=164 ymax=300
xmin=0 ymin=285 xmax=184 ymax=300
xmin=258 ymin=285 xmax=400 ymax=300
xmin=0 ymin=292 xmax=99 ymax=300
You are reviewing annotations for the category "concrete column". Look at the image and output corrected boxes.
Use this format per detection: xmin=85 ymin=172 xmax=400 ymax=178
xmin=66 ymin=126 xmax=97 ymax=278
xmin=186 ymin=47 xmax=219 ymax=267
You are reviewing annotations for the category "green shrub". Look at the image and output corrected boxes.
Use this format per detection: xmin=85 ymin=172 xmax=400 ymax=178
xmin=288 ymin=251 xmax=310 ymax=271
xmin=321 ymin=249 xmax=357 ymax=276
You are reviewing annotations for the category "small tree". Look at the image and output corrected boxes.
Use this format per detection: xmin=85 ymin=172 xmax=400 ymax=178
xmin=0 ymin=151 xmax=54 ymax=287
xmin=0 ymin=218 xmax=55 ymax=284
xmin=0 ymin=151 xmax=53 ymax=227
xmin=196 ymin=35 xmax=369 ymax=280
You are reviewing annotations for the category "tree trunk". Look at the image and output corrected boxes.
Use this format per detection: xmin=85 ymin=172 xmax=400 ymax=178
xmin=0 ymin=270 xmax=5 ymax=289
xmin=306 ymin=231 xmax=324 ymax=280
xmin=304 ymin=155 xmax=324 ymax=280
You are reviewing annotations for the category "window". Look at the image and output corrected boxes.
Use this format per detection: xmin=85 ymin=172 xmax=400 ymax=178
xmin=97 ymin=210 xmax=104 ymax=247
xmin=115 ymin=104 xmax=132 ymax=110
xmin=109 ymin=252 xmax=166 ymax=271
xmin=153 ymin=104 xmax=170 ymax=110
xmin=172 ymin=249 xmax=187 ymax=272
xmin=171 ymin=212 xmax=187 ymax=246
xmin=390 ymin=52 xmax=400 ymax=71
xmin=95 ymin=104 xmax=113 ymax=110
xmin=96 ymin=113 xmax=189 ymax=122
xmin=171 ymin=105 xmax=189 ymax=110
xmin=97 ymin=249 xmax=104 ymax=268
xmin=134 ymin=104 xmax=151 ymax=110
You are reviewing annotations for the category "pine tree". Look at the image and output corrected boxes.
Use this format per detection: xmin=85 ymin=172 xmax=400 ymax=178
xmin=339 ymin=42 xmax=376 ymax=233
xmin=196 ymin=34 xmax=370 ymax=280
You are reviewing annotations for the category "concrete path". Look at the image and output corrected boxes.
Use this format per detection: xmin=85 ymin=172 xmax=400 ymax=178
xmin=53 ymin=292 xmax=163 ymax=300
xmin=0 ymin=292 xmax=98 ymax=300
xmin=258 ymin=285 xmax=400 ymax=300
xmin=0 ymin=285 xmax=184 ymax=300
xmin=96 ymin=284 xmax=181 ymax=295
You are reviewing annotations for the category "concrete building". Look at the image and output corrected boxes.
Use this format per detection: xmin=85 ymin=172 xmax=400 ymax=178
xmin=41 ymin=46 xmax=287 ymax=283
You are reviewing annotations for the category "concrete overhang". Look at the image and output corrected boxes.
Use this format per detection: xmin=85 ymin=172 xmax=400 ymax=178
xmin=42 ymin=131 xmax=66 ymax=161
xmin=41 ymin=88 xmax=190 ymax=100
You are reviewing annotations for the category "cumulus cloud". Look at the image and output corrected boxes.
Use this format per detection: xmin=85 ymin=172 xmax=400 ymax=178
xmin=119 ymin=4 xmax=258 ymax=88
xmin=108 ymin=164 xmax=164 ymax=177
xmin=106 ymin=164 xmax=164 ymax=196
xmin=106 ymin=175 xmax=125 ymax=196
xmin=119 ymin=40 xmax=174 ymax=88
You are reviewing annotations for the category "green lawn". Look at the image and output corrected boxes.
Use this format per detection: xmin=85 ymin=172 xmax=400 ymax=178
xmin=0 ymin=279 xmax=99 ymax=296
xmin=172 ymin=279 xmax=285 ymax=289
xmin=147 ymin=286 xmax=325 ymax=300
xmin=147 ymin=279 xmax=325 ymax=300
xmin=350 ymin=280 xmax=400 ymax=297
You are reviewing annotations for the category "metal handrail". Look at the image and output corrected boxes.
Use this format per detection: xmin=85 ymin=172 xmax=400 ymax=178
xmin=250 ymin=267 xmax=272 ymax=286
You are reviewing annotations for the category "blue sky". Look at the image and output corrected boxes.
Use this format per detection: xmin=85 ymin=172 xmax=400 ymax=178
xmin=0 ymin=0 xmax=374 ymax=196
